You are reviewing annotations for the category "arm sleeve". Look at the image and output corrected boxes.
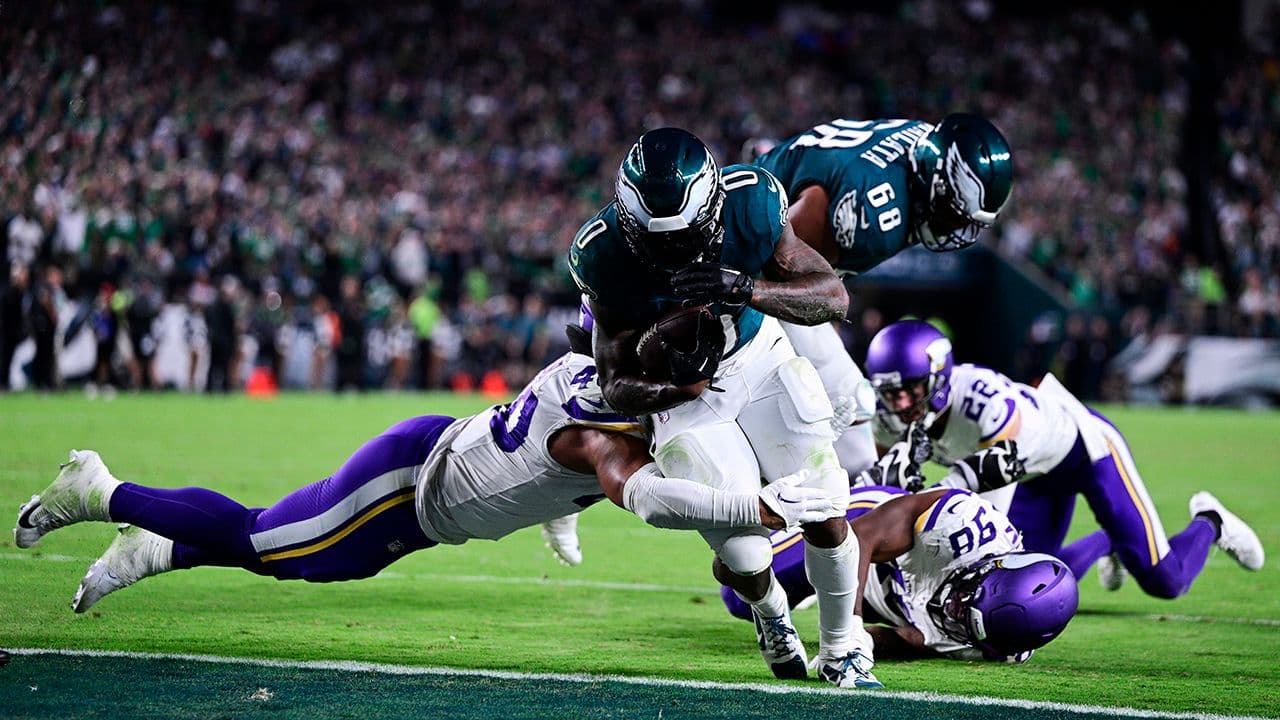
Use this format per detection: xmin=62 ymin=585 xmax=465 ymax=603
xmin=622 ymin=463 xmax=762 ymax=530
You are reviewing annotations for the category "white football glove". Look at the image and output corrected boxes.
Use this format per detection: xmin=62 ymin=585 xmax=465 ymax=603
xmin=759 ymin=470 xmax=845 ymax=530
xmin=830 ymin=379 xmax=877 ymax=433
xmin=540 ymin=514 xmax=582 ymax=567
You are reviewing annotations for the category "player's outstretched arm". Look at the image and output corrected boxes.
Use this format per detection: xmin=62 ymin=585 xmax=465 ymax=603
xmin=752 ymin=224 xmax=848 ymax=325
xmin=548 ymin=427 xmax=840 ymax=531
xmin=589 ymin=299 xmax=707 ymax=415
xmin=866 ymin=625 xmax=939 ymax=659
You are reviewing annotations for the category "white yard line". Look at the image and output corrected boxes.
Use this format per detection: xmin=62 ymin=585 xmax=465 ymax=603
xmin=6 ymin=552 xmax=1280 ymax=627
xmin=8 ymin=648 xmax=1274 ymax=720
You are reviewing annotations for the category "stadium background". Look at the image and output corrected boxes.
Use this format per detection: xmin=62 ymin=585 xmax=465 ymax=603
xmin=3 ymin=0 xmax=1279 ymax=405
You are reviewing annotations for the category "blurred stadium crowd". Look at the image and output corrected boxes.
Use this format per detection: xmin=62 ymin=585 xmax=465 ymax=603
xmin=2 ymin=0 xmax=1277 ymax=399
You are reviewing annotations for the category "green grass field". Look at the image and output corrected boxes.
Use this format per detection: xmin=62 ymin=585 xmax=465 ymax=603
xmin=1 ymin=393 xmax=1278 ymax=718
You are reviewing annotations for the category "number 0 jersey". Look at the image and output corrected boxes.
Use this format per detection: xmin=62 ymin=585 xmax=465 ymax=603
xmin=414 ymin=353 xmax=641 ymax=544
xmin=567 ymin=164 xmax=788 ymax=355
xmin=754 ymin=119 xmax=932 ymax=276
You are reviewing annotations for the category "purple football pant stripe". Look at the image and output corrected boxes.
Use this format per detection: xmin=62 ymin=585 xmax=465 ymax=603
xmin=1008 ymin=417 xmax=1217 ymax=599
xmin=113 ymin=415 xmax=455 ymax=582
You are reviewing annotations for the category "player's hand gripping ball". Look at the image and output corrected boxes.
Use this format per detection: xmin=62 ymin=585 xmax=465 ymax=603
xmin=634 ymin=306 xmax=725 ymax=386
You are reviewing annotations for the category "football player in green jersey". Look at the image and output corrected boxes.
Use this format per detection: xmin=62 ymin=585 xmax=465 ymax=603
xmin=568 ymin=128 xmax=882 ymax=689
xmin=753 ymin=115 xmax=1013 ymax=480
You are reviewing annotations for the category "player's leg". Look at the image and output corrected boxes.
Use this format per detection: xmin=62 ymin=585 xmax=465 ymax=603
xmin=1005 ymin=478 xmax=1083 ymax=569
xmin=1079 ymin=417 xmax=1204 ymax=599
xmin=735 ymin=329 xmax=878 ymax=688
xmin=70 ymin=415 xmax=455 ymax=611
xmin=781 ymin=321 xmax=878 ymax=477
xmin=652 ymin=414 xmax=809 ymax=679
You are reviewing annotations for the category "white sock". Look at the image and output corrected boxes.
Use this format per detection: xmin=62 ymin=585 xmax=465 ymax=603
xmin=738 ymin=573 xmax=789 ymax=618
xmin=805 ymin=528 xmax=861 ymax=658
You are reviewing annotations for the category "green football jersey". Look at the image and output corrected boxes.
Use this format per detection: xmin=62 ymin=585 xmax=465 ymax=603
xmin=567 ymin=164 xmax=788 ymax=355
xmin=755 ymin=119 xmax=933 ymax=275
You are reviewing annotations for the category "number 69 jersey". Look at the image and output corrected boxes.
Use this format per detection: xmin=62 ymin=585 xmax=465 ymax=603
xmin=754 ymin=119 xmax=933 ymax=276
xmin=414 ymin=353 xmax=642 ymax=545
xmin=893 ymin=489 xmax=1023 ymax=654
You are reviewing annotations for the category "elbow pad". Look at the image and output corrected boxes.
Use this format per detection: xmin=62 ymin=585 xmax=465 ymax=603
xmin=945 ymin=440 xmax=1027 ymax=493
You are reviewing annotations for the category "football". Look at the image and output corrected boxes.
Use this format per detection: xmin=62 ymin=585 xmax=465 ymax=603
xmin=634 ymin=305 xmax=723 ymax=380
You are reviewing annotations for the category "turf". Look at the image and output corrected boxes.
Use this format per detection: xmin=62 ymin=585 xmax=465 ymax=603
xmin=1 ymin=393 xmax=1278 ymax=717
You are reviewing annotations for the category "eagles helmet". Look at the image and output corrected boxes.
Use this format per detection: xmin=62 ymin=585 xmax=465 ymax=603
xmin=909 ymin=113 xmax=1013 ymax=252
xmin=864 ymin=320 xmax=954 ymax=428
xmin=615 ymin=128 xmax=725 ymax=270
xmin=927 ymin=552 xmax=1078 ymax=657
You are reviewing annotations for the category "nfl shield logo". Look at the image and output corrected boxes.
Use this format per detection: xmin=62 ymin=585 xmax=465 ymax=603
xmin=657 ymin=411 xmax=669 ymax=423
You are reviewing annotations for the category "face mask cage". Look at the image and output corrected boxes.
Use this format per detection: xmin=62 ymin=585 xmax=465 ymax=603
xmin=926 ymin=557 xmax=1000 ymax=646
xmin=617 ymin=191 xmax=725 ymax=270
xmin=915 ymin=174 xmax=988 ymax=252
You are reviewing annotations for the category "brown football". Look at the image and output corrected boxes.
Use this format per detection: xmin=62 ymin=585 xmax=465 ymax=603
xmin=634 ymin=305 xmax=722 ymax=380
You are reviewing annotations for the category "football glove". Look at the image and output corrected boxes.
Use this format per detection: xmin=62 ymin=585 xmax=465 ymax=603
xmin=853 ymin=423 xmax=930 ymax=491
xmin=665 ymin=327 xmax=724 ymax=386
xmin=565 ymin=323 xmax=593 ymax=357
xmin=669 ymin=262 xmax=754 ymax=312
xmin=540 ymin=514 xmax=583 ymax=567
xmin=937 ymin=440 xmax=1027 ymax=493
xmin=758 ymin=470 xmax=846 ymax=530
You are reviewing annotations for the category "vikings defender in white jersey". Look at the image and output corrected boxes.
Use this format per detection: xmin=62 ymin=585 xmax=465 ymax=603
xmin=723 ymin=485 xmax=1078 ymax=663
xmin=858 ymin=320 xmax=1264 ymax=601
xmin=14 ymin=352 xmax=840 ymax=628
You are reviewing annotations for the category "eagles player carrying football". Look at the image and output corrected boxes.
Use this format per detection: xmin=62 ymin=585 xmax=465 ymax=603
xmin=752 ymin=115 xmax=1013 ymax=480
xmin=722 ymin=485 xmax=1079 ymax=663
xmin=14 ymin=352 xmax=842 ymax=623
xmin=568 ymin=128 xmax=878 ymax=688
xmin=858 ymin=320 xmax=1265 ymax=600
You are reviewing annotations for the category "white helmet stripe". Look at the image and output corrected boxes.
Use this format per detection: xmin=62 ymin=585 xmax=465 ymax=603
xmin=615 ymin=153 xmax=719 ymax=232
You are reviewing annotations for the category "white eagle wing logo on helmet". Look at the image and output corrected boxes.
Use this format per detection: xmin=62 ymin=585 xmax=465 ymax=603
xmin=945 ymin=143 xmax=1005 ymax=225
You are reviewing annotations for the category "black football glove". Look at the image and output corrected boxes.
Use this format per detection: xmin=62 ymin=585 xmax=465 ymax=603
xmin=947 ymin=439 xmax=1026 ymax=493
xmin=663 ymin=313 xmax=724 ymax=387
xmin=669 ymin=262 xmax=754 ymax=311
xmin=565 ymin=323 xmax=593 ymax=357
xmin=852 ymin=423 xmax=930 ymax=492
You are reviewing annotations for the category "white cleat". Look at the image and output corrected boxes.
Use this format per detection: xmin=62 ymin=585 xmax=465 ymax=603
xmin=72 ymin=524 xmax=172 ymax=613
xmin=1097 ymin=553 xmax=1126 ymax=591
xmin=812 ymin=649 xmax=884 ymax=689
xmin=540 ymin=513 xmax=583 ymax=567
xmin=752 ymin=608 xmax=808 ymax=680
xmin=1190 ymin=492 xmax=1265 ymax=571
xmin=15 ymin=450 xmax=121 ymax=548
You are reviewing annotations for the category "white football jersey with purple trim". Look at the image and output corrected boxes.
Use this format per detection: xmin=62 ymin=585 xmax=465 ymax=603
xmin=415 ymin=353 xmax=642 ymax=544
xmin=873 ymin=364 xmax=1078 ymax=476
xmin=897 ymin=488 xmax=1023 ymax=653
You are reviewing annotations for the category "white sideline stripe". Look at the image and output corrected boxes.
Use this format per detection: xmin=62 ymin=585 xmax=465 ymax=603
xmin=6 ymin=552 xmax=1280 ymax=627
xmin=9 ymin=648 xmax=1273 ymax=720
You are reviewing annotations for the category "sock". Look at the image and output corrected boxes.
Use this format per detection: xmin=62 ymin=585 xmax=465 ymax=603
xmin=805 ymin=529 xmax=860 ymax=658
xmin=1194 ymin=511 xmax=1223 ymax=540
xmin=739 ymin=573 xmax=789 ymax=618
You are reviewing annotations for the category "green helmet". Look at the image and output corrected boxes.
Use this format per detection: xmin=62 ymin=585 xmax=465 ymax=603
xmin=614 ymin=127 xmax=725 ymax=270
xmin=909 ymin=113 xmax=1013 ymax=252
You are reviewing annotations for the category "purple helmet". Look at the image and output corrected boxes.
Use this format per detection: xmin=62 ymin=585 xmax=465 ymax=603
xmin=927 ymin=552 xmax=1078 ymax=657
xmin=864 ymin=320 xmax=954 ymax=426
